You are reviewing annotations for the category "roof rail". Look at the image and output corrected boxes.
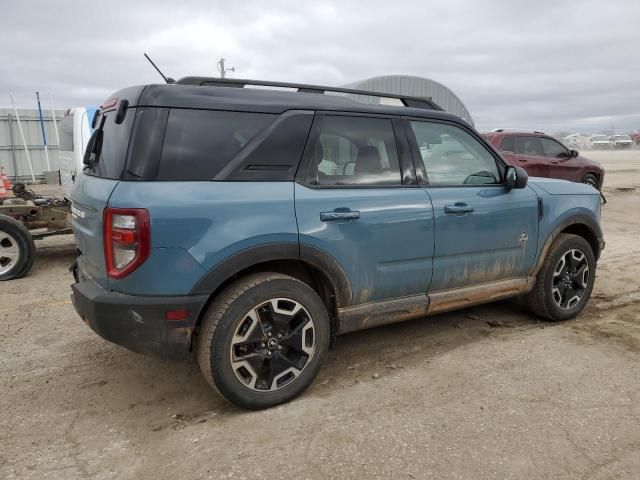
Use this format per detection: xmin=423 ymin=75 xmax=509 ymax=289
xmin=176 ymin=76 xmax=443 ymax=111
xmin=492 ymin=128 xmax=545 ymax=134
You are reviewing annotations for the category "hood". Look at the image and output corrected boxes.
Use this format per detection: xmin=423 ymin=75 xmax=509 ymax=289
xmin=528 ymin=177 xmax=599 ymax=195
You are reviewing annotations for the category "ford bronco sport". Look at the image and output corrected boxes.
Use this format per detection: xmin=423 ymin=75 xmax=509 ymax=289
xmin=70 ymin=78 xmax=603 ymax=409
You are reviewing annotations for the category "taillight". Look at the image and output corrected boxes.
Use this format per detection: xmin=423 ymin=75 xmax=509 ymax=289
xmin=104 ymin=208 xmax=150 ymax=279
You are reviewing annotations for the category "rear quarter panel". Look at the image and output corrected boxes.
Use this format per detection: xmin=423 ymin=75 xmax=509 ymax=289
xmin=107 ymin=181 xmax=298 ymax=295
xmin=70 ymin=175 xmax=120 ymax=288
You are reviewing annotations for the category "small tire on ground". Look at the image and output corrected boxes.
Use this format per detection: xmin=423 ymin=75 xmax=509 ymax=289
xmin=526 ymin=233 xmax=596 ymax=321
xmin=196 ymin=272 xmax=330 ymax=409
xmin=0 ymin=214 xmax=35 ymax=281
xmin=582 ymin=173 xmax=599 ymax=190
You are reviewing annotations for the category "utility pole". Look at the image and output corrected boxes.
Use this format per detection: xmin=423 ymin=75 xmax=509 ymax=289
xmin=217 ymin=58 xmax=235 ymax=78
xmin=35 ymin=91 xmax=51 ymax=171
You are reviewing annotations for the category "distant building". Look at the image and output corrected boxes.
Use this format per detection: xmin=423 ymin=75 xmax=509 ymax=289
xmin=0 ymin=108 xmax=65 ymax=180
xmin=343 ymin=75 xmax=473 ymax=126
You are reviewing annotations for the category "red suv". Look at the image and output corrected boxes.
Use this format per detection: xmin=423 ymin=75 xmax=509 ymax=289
xmin=483 ymin=129 xmax=604 ymax=190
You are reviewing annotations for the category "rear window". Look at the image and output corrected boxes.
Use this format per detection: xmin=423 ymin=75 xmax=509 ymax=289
xmin=84 ymin=109 xmax=134 ymax=179
xmin=157 ymin=109 xmax=276 ymax=180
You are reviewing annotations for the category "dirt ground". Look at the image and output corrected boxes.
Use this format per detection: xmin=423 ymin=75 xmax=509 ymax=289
xmin=1 ymin=150 xmax=639 ymax=480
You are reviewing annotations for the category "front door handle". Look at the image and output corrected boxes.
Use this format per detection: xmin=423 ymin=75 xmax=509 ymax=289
xmin=320 ymin=210 xmax=360 ymax=222
xmin=444 ymin=203 xmax=474 ymax=215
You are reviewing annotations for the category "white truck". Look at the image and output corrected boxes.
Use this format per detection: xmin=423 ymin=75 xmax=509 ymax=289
xmin=59 ymin=107 xmax=98 ymax=198
xmin=0 ymin=106 xmax=96 ymax=280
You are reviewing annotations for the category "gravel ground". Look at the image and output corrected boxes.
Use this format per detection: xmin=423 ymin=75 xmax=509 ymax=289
xmin=1 ymin=150 xmax=639 ymax=480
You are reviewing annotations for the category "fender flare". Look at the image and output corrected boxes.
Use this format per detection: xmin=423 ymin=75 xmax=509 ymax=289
xmin=190 ymin=243 xmax=353 ymax=307
xmin=530 ymin=213 xmax=603 ymax=277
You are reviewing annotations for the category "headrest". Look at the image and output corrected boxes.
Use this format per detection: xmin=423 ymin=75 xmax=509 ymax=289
xmin=355 ymin=146 xmax=382 ymax=176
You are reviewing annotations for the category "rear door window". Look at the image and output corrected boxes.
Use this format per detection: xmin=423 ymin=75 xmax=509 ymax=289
xmin=304 ymin=115 xmax=402 ymax=186
xmin=514 ymin=136 xmax=543 ymax=156
xmin=158 ymin=109 xmax=276 ymax=180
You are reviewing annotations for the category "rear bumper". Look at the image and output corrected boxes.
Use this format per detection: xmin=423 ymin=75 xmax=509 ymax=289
xmin=71 ymin=278 xmax=209 ymax=359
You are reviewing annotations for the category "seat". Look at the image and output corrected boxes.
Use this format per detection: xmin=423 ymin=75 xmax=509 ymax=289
xmin=313 ymin=143 xmax=328 ymax=183
xmin=354 ymin=146 xmax=383 ymax=176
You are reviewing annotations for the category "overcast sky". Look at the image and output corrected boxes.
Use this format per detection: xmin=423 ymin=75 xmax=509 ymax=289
xmin=2 ymin=0 xmax=639 ymax=133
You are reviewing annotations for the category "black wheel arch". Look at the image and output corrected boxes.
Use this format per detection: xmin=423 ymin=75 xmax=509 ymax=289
xmin=531 ymin=214 xmax=603 ymax=277
xmin=190 ymin=243 xmax=352 ymax=333
xmin=582 ymin=172 xmax=601 ymax=188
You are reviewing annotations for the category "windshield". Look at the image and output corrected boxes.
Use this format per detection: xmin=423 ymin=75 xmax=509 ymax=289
xmin=613 ymin=135 xmax=631 ymax=141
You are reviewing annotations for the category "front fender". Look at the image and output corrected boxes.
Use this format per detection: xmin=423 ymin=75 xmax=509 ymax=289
xmin=531 ymin=200 xmax=603 ymax=277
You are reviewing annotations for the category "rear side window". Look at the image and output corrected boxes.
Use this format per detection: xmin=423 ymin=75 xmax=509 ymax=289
xmin=499 ymin=136 xmax=514 ymax=152
xmin=514 ymin=136 xmax=543 ymax=156
xmin=306 ymin=115 xmax=401 ymax=186
xmin=158 ymin=109 xmax=276 ymax=180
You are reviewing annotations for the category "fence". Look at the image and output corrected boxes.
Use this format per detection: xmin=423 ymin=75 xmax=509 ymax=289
xmin=0 ymin=108 xmax=67 ymax=181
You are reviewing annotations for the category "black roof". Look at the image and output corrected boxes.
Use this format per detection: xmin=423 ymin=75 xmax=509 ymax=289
xmin=111 ymin=82 xmax=466 ymax=124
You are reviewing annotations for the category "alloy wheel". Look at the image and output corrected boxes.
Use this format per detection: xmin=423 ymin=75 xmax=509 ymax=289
xmin=552 ymin=249 xmax=589 ymax=309
xmin=0 ymin=231 xmax=20 ymax=276
xmin=229 ymin=298 xmax=316 ymax=391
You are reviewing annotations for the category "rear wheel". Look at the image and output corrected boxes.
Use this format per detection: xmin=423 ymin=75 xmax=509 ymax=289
xmin=527 ymin=233 xmax=596 ymax=321
xmin=582 ymin=173 xmax=599 ymax=190
xmin=197 ymin=272 xmax=330 ymax=409
xmin=0 ymin=215 xmax=35 ymax=281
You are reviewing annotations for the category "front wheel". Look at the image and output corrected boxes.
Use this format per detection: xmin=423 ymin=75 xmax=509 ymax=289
xmin=196 ymin=272 xmax=330 ymax=409
xmin=526 ymin=233 xmax=596 ymax=321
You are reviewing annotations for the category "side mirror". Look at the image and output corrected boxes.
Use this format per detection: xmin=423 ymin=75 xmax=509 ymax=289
xmin=570 ymin=149 xmax=579 ymax=158
xmin=505 ymin=165 xmax=528 ymax=189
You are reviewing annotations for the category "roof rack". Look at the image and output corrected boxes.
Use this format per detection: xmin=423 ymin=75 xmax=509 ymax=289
xmin=492 ymin=128 xmax=545 ymax=134
xmin=176 ymin=76 xmax=443 ymax=111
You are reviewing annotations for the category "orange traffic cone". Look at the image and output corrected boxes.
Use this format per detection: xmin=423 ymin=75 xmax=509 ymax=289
xmin=0 ymin=166 xmax=11 ymax=191
xmin=0 ymin=182 xmax=7 ymax=200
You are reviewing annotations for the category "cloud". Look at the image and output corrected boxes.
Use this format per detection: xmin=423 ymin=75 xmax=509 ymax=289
xmin=2 ymin=0 xmax=639 ymax=133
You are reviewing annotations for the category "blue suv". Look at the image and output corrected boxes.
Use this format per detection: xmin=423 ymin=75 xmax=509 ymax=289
xmin=70 ymin=77 xmax=604 ymax=409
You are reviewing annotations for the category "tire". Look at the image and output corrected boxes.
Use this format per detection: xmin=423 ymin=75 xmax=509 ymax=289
xmin=0 ymin=214 xmax=35 ymax=281
xmin=582 ymin=173 xmax=599 ymax=190
xmin=526 ymin=233 xmax=596 ymax=321
xmin=196 ymin=272 xmax=330 ymax=409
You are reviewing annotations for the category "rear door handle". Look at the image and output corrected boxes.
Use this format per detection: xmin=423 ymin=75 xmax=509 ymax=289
xmin=444 ymin=203 xmax=474 ymax=215
xmin=320 ymin=210 xmax=360 ymax=222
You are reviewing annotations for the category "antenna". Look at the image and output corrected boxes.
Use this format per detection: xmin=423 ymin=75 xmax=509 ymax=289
xmin=144 ymin=53 xmax=175 ymax=84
